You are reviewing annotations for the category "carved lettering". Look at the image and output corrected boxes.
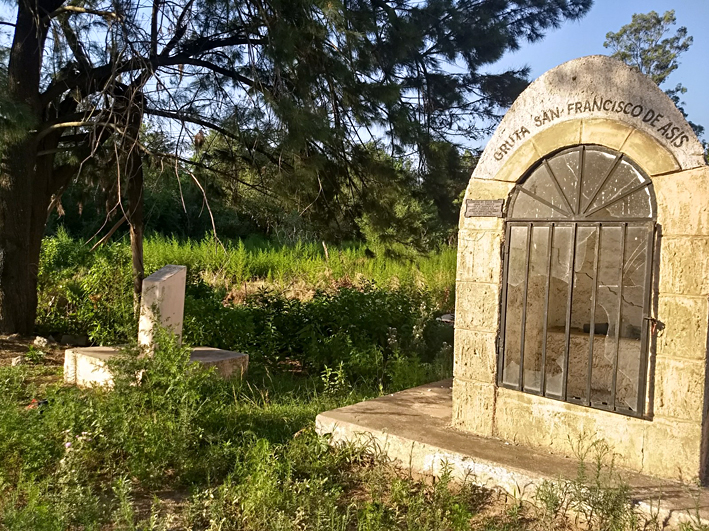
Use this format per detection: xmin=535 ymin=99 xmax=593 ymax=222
xmin=491 ymin=95 xmax=693 ymax=163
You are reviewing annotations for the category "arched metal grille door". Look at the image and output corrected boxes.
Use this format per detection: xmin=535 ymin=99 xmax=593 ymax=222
xmin=498 ymin=145 xmax=656 ymax=417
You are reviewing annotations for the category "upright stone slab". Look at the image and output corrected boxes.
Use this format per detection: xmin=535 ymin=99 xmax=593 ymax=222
xmin=64 ymin=263 xmax=249 ymax=388
xmin=453 ymin=55 xmax=709 ymax=483
xmin=139 ymin=265 xmax=187 ymax=347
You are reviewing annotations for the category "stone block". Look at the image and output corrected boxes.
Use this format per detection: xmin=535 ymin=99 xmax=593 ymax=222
xmin=493 ymin=139 xmax=540 ymax=183
xmin=643 ymin=418 xmax=703 ymax=482
xmin=580 ymin=118 xmax=633 ymax=151
xmin=453 ymin=329 xmax=497 ymax=384
xmin=658 ymin=237 xmax=709 ymax=296
xmin=657 ymin=295 xmax=709 ymax=361
xmin=654 ymin=166 xmax=709 ymax=236
xmin=653 ymin=356 xmax=705 ymax=422
xmin=621 ymin=129 xmax=680 ymax=176
xmin=191 ymin=347 xmax=248 ymax=378
xmin=456 ymin=231 xmax=502 ymax=283
xmin=459 ymin=179 xmax=514 ymax=231
xmin=454 ymin=281 xmax=500 ymax=332
xmin=451 ymin=378 xmax=495 ymax=437
xmin=493 ymin=388 xmax=648 ymax=472
xmin=530 ymin=119 xmax=582 ymax=156
xmin=64 ymin=346 xmax=119 ymax=388
xmin=139 ymin=265 xmax=187 ymax=347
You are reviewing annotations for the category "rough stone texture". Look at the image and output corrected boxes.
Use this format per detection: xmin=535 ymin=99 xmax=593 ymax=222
xmin=139 ymin=265 xmax=187 ymax=347
xmin=530 ymin=119 xmax=581 ymax=157
xmin=656 ymin=295 xmax=709 ymax=362
xmin=451 ymin=378 xmax=495 ymax=436
xmin=658 ymin=237 xmax=709 ymax=296
xmin=622 ymin=129 xmax=680 ymax=176
xmin=581 ymin=118 xmax=633 ymax=150
xmin=653 ymin=356 xmax=705 ymax=422
xmin=642 ymin=417 xmax=704 ymax=481
xmin=454 ymin=282 xmax=499 ymax=332
xmin=493 ymin=388 xmax=654 ymax=470
xmin=471 ymin=55 xmax=705 ymax=184
xmin=316 ymin=381 xmax=709 ymax=527
xmin=458 ymin=179 xmax=514 ymax=232
xmin=453 ymin=329 xmax=497 ymax=383
xmin=64 ymin=345 xmax=249 ymax=388
xmin=492 ymin=139 xmax=542 ymax=184
xmin=655 ymin=166 xmax=709 ymax=236
xmin=191 ymin=347 xmax=248 ymax=378
xmin=456 ymin=231 xmax=502 ymax=283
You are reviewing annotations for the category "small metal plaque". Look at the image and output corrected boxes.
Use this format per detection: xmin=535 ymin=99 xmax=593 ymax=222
xmin=465 ymin=199 xmax=504 ymax=218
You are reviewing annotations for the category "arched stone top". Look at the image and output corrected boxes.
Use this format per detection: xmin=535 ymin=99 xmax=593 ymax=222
xmin=473 ymin=55 xmax=706 ymax=184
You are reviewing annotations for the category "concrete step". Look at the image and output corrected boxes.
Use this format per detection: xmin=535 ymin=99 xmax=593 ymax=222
xmin=316 ymin=380 xmax=709 ymax=527
xmin=64 ymin=346 xmax=248 ymax=388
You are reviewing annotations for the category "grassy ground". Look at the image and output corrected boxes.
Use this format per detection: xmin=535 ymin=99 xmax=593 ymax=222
xmin=3 ymin=234 xmax=704 ymax=529
xmin=0 ymin=335 xmax=508 ymax=531
xmin=1 ymin=334 xmax=678 ymax=531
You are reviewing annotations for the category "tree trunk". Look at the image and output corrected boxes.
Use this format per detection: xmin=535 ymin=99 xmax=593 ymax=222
xmin=0 ymin=142 xmax=50 ymax=334
xmin=123 ymin=96 xmax=145 ymax=315
xmin=126 ymin=147 xmax=145 ymax=314
xmin=0 ymin=0 xmax=55 ymax=334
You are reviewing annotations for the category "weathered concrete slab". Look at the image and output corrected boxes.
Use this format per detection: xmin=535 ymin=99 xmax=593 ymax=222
xmin=191 ymin=347 xmax=248 ymax=378
xmin=316 ymin=380 xmax=709 ymax=527
xmin=64 ymin=346 xmax=118 ymax=388
xmin=139 ymin=265 xmax=187 ymax=348
xmin=64 ymin=345 xmax=248 ymax=388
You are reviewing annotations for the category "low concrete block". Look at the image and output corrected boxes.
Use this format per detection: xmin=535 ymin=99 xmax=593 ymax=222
xmin=64 ymin=345 xmax=248 ymax=388
xmin=190 ymin=347 xmax=248 ymax=378
xmin=63 ymin=346 xmax=119 ymax=388
xmin=316 ymin=381 xmax=709 ymax=527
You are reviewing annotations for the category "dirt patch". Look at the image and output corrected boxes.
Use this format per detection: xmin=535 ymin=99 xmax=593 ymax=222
xmin=0 ymin=334 xmax=65 ymax=368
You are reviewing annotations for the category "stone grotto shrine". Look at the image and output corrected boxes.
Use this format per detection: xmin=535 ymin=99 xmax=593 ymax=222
xmin=454 ymin=55 xmax=709 ymax=482
xmin=317 ymin=55 xmax=709 ymax=515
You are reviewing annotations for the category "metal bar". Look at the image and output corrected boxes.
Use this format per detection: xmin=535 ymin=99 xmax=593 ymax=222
xmin=611 ymin=223 xmax=626 ymax=411
xmin=498 ymin=223 xmax=514 ymax=386
xmin=511 ymin=217 xmax=653 ymax=224
xmin=516 ymin=186 xmax=572 ymax=217
xmin=636 ymin=223 xmax=656 ymax=416
xmin=585 ymin=181 xmax=652 ymax=217
xmin=586 ymin=224 xmax=601 ymax=406
xmin=544 ymin=159 xmax=575 ymax=215
xmin=576 ymin=146 xmax=585 ymax=216
xmin=541 ymin=224 xmax=554 ymax=396
xmin=562 ymin=224 xmax=579 ymax=401
xmin=581 ymin=153 xmax=623 ymax=214
xmin=519 ymin=223 xmax=533 ymax=390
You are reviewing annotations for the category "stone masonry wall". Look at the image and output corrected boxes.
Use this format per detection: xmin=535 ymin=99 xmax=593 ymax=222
xmin=453 ymin=56 xmax=709 ymax=483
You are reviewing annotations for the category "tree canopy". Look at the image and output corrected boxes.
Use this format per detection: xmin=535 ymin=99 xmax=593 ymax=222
xmin=604 ymin=9 xmax=703 ymax=139
xmin=0 ymin=0 xmax=593 ymax=333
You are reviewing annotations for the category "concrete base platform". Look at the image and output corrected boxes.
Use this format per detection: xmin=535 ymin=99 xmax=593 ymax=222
xmin=315 ymin=380 xmax=709 ymax=527
xmin=64 ymin=346 xmax=117 ymax=388
xmin=64 ymin=346 xmax=248 ymax=388
xmin=190 ymin=347 xmax=248 ymax=378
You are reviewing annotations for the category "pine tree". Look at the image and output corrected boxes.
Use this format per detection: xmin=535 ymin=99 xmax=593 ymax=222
xmin=604 ymin=10 xmax=704 ymax=139
xmin=0 ymin=0 xmax=592 ymax=333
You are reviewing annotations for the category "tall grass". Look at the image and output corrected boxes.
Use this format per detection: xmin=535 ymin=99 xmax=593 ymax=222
xmin=142 ymin=233 xmax=456 ymax=304
xmin=36 ymin=230 xmax=456 ymax=382
xmin=0 ymin=333 xmax=484 ymax=531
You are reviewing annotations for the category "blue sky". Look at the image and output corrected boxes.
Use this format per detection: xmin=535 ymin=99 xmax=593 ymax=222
xmin=491 ymin=0 xmax=709 ymax=138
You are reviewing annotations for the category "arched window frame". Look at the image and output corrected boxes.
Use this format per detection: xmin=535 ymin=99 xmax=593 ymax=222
xmin=498 ymin=145 xmax=656 ymax=417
